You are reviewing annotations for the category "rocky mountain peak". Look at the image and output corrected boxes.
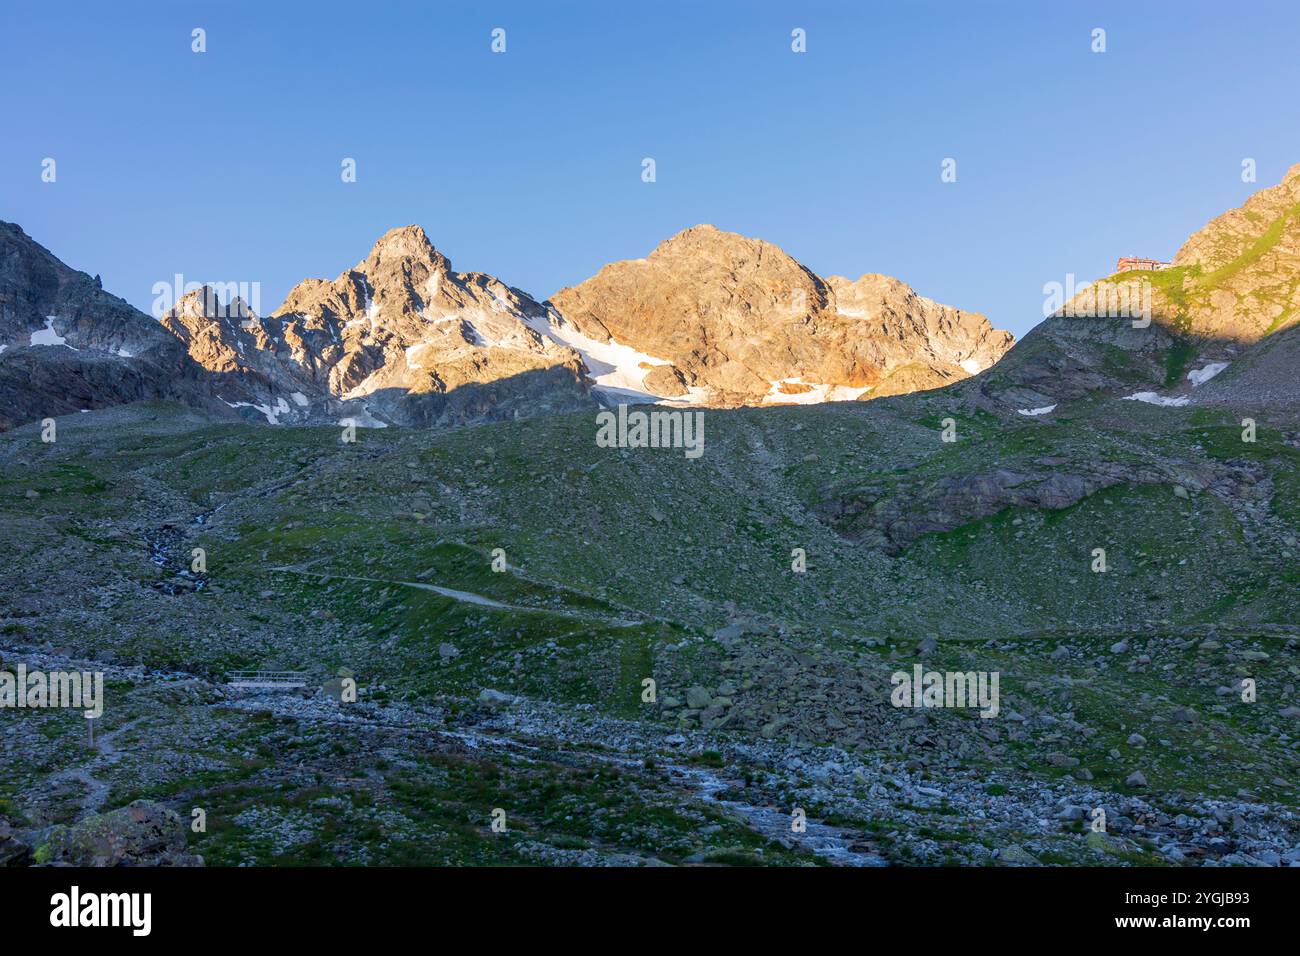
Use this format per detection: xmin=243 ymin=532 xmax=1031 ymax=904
xmin=170 ymin=285 xmax=257 ymax=323
xmin=363 ymin=224 xmax=451 ymax=275
xmin=655 ymin=223 xmax=768 ymax=255
xmin=548 ymin=226 xmax=1011 ymax=405
xmin=649 ymin=223 xmax=812 ymax=276
xmin=1171 ymin=165 xmax=1300 ymax=281
xmin=157 ymin=227 xmax=594 ymax=427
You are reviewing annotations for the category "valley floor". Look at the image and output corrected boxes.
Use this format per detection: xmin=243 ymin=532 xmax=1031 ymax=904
xmin=1 ymin=399 xmax=1297 ymax=866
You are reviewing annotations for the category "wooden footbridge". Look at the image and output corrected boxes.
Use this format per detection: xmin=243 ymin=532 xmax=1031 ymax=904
xmin=226 ymin=670 xmax=309 ymax=690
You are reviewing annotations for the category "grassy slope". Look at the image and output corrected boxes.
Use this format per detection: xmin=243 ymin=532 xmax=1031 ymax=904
xmin=1 ymin=396 xmax=1296 ymax=862
xmin=3 ymin=398 xmax=1296 ymax=672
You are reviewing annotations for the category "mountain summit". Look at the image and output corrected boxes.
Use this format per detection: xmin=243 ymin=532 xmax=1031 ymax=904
xmin=548 ymin=225 xmax=1013 ymax=405
xmin=7 ymin=162 xmax=1297 ymax=434
xmin=163 ymin=225 xmax=594 ymax=427
xmin=3 ymin=220 xmax=1012 ymax=432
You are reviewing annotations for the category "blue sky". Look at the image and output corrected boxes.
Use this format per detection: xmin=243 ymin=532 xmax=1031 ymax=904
xmin=4 ymin=0 xmax=1299 ymax=339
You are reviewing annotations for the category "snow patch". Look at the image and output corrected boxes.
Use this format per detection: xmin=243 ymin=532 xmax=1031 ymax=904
xmin=31 ymin=317 xmax=76 ymax=349
xmin=221 ymin=398 xmax=281 ymax=425
xmin=1017 ymin=404 xmax=1057 ymax=417
xmin=405 ymin=342 xmax=430 ymax=369
xmin=360 ymin=277 xmax=378 ymax=324
xmin=1187 ymin=362 xmax=1228 ymax=387
xmin=763 ymin=378 xmax=871 ymax=405
xmin=290 ymin=392 xmax=309 ymax=407
xmin=1123 ymin=392 xmax=1190 ymax=407
xmin=457 ymin=309 xmax=540 ymax=351
xmin=521 ymin=310 xmax=701 ymax=404
xmin=960 ymin=358 xmax=983 ymax=375
xmin=338 ymin=407 xmax=388 ymax=429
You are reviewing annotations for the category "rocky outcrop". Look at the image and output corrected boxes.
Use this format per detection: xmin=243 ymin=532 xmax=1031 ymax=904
xmin=163 ymin=226 xmax=595 ymax=426
xmin=0 ymin=820 xmax=31 ymax=866
xmin=1170 ymin=162 xmax=1300 ymax=342
xmin=974 ymin=315 xmax=1178 ymax=413
xmin=824 ymin=273 xmax=1014 ymax=395
xmin=0 ymin=221 xmax=216 ymax=431
xmin=159 ymin=286 xmax=308 ymax=424
xmin=548 ymin=225 xmax=1013 ymax=405
xmin=1192 ymin=323 xmax=1300 ymax=409
xmin=978 ymin=164 xmax=1300 ymax=414
xmin=39 ymin=800 xmax=203 ymax=866
xmin=815 ymin=458 xmax=1222 ymax=554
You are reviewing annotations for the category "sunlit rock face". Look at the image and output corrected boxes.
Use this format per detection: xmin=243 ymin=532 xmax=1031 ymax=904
xmin=549 ymin=224 xmax=1012 ymax=407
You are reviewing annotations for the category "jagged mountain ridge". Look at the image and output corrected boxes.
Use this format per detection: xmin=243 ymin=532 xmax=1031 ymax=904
xmin=548 ymin=224 xmax=1014 ymax=405
xmin=1 ymin=221 xmax=1017 ymax=431
xmin=9 ymin=159 xmax=1300 ymax=434
xmin=0 ymin=221 xmax=221 ymax=431
xmin=161 ymin=225 xmax=595 ymax=427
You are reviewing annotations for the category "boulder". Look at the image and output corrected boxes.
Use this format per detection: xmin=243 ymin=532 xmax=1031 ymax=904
xmin=40 ymin=800 xmax=202 ymax=867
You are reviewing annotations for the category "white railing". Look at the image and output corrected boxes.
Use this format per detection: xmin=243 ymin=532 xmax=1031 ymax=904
xmin=226 ymin=670 xmax=308 ymax=689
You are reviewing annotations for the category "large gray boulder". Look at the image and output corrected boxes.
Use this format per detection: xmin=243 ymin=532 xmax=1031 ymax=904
xmin=39 ymin=800 xmax=203 ymax=867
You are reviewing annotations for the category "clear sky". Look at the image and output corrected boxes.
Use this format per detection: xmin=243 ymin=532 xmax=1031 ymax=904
xmin=4 ymin=0 xmax=1299 ymax=339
